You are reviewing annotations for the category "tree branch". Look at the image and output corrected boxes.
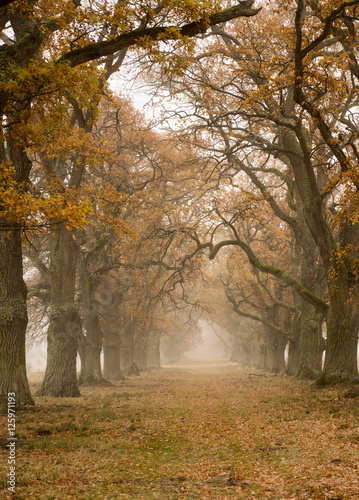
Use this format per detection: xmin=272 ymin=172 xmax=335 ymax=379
xmin=194 ymin=225 xmax=329 ymax=314
xmin=59 ymin=1 xmax=261 ymax=68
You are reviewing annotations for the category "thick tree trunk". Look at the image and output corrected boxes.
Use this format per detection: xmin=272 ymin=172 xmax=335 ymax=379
xmin=103 ymin=332 xmax=124 ymax=380
xmin=263 ymin=301 xmax=287 ymax=373
xmin=286 ymin=310 xmax=301 ymax=376
xmin=78 ymin=340 xmax=102 ymax=384
xmin=78 ymin=314 xmax=109 ymax=385
xmin=284 ymin=134 xmax=358 ymax=384
xmin=78 ymin=268 xmax=108 ymax=385
xmin=146 ymin=332 xmax=161 ymax=369
xmin=0 ymin=127 xmax=34 ymax=409
xmin=296 ymin=243 xmax=325 ymax=379
xmin=248 ymin=338 xmax=266 ymax=369
xmin=318 ymin=287 xmax=359 ymax=384
xmin=230 ymin=337 xmax=251 ymax=366
xmin=133 ymin=345 xmax=147 ymax=371
xmin=264 ymin=333 xmax=287 ymax=373
xmin=317 ymin=223 xmax=359 ymax=385
xmin=298 ymin=303 xmax=324 ymax=379
xmin=0 ymin=228 xmax=34 ymax=410
xmin=133 ymin=327 xmax=147 ymax=371
xmin=37 ymin=225 xmax=81 ymax=397
xmin=161 ymin=338 xmax=184 ymax=364
xmin=120 ymin=325 xmax=137 ymax=375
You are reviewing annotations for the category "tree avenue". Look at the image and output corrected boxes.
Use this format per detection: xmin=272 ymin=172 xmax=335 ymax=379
xmin=2 ymin=0 xmax=359 ymax=413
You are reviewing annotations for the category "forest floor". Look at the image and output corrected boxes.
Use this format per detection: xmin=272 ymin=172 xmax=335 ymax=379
xmin=1 ymin=358 xmax=359 ymax=499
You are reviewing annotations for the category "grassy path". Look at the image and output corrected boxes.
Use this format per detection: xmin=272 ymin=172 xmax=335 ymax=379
xmin=1 ymin=359 xmax=359 ymax=499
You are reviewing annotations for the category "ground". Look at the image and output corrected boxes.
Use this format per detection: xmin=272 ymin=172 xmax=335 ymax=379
xmin=1 ymin=359 xmax=359 ymax=499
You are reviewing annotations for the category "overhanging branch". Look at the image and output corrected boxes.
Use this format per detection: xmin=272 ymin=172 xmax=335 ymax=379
xmin=59 ymin=1 xmax=261 ymax=68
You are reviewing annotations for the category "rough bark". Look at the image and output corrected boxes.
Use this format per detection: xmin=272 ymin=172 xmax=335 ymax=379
xmin=103 ymin=332 xmax=124 ymax=380
xmin=0 ymin=227 xmax=34 ymax=410
xmin=37 ymin=225 xmax=81 ymax=397
xmin=318 ymin=282 xmax=359 ymax=385
xmin=0 ymin=125 xmax=34 ymax=409
xmin=263 ymin=333 xmax=287 ymax=373
xmin=133 ymin=326 xmax=148 ymax=371
xmin=230 ymin=336 xmax=251 ymax=367
xmin=298 ymin=302 xmax=324 ymax=379
xmin=146 ymin=332 xmax=161 ymax=369
xmin=120 ymin=324 xmax=136 ymax=376
xmin=78 ymin=268 xmax=109 ymax=385
xmin=286 ymin=309 xmax=301 ymax=376
xmin=249 ymin=341 xmax=266 ymax=370
xmin=297 ymin=201 xmax=324 ymax=375
xmin=263 ymin=302 xmax=287 ymax=373
xmin=78 ymin=313 xmax=109 ymax=385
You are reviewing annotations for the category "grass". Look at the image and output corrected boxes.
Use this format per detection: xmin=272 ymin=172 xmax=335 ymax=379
xmin=1 ymin=359 xmax=359 ymax=499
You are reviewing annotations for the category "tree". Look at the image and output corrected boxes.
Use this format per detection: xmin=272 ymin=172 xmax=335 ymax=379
xmin=143 ymin=0 xmax=359 ymax=383
xmin=0 ymin=0 xmax=260 ymax=407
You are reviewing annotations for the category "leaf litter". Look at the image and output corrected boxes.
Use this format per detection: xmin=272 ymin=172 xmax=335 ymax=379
xmin=1 ymin=359 xmax=358 ymax=499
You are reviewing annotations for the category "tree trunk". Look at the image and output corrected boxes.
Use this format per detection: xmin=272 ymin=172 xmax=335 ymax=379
xmin=0 ymin=228 xmax=34 ymax=410
xmin=0 ymin=127 xmax=34 ymax=409
xmin=78 ymin=314 xmax=109 ymax=385
xmin=78 ymin=268 xmax=109 ymax=385
xmin=264 ymin=333 xmax=287 ymax=373
xmin=37 ymin=225 xmax=81 ymax=397
xmin=286 ymin=309 xmax=301 ymax=376
xmin=120 ymin=325 xmax=136 ymax=375
xmin=103 ymin=332 xmax=124 ymax=380
xmin=298 ymin=303 xmax=324 ymax=379
xmin=146 ymin=332 xmax=161 ymax=369
xmin=296 ymin=242 xmax=325 ymax=379
xmin=161 ymin=338 xmax=184 ymax=364
xmin=133 ymin=326 xmax=147 ymax=371
xmin=318 ymin=287 xmax=359 ymax=384
xmin=263 ymin=302 xmax=287 ymax=373
xmin=230 ymin=336 xmax=251 ymax=366
xmin=317 ymin=223 xmax=359 ymax=385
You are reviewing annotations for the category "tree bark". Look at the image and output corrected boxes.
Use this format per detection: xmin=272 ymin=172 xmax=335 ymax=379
xmin=120 ymin=324 xmax=136 ymax=376
xmin=298 ymin=302 xmax=324 ymax=379
xmin=0 ymin=227 xmax=34 ymax=410
xmin=262 ymin=301 xmax=287 ymax=373
xmin=146 ymin=331 xmax=161 ymax=369
xmin=78 ymin=313 xmax=109 ymax=385
xmin=318 ymin=283 xmax=359 ymax=384
xmin=37 ymin=225 xmax=81 ymax=397
xmin=263 ymin=334 xmax=287 ymax=373
xmin=0 ymin=125 xmax=34 ymax=409
xmin=103 ymin=332 xmax=124 ymax=380
xmin=286 ymin=309 xmax=301 ymax=376
xmin=230 ymin=336 xmax=251 ymax=367
xmin=249 ymin=340 xmax=266 ymax=370
xmin=133 ymin=325 xmax=148 ymax=371
xmin=59 ymin=2 xmax=260 ymax=68
xmin=78 ymin=267 xmax=109 ymax=385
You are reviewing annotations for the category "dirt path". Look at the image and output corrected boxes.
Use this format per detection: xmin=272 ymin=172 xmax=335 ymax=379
xmin=1 ymin=360 xmax=359 ymax=499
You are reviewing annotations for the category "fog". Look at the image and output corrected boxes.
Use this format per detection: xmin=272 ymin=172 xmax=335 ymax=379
xmin=185 ymin=321 xmax=229 ymax=359
xmin=26 ymin=320 xmax=230 ymax=375
xmin=26 ymin=342 xmax=47 ymax=373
